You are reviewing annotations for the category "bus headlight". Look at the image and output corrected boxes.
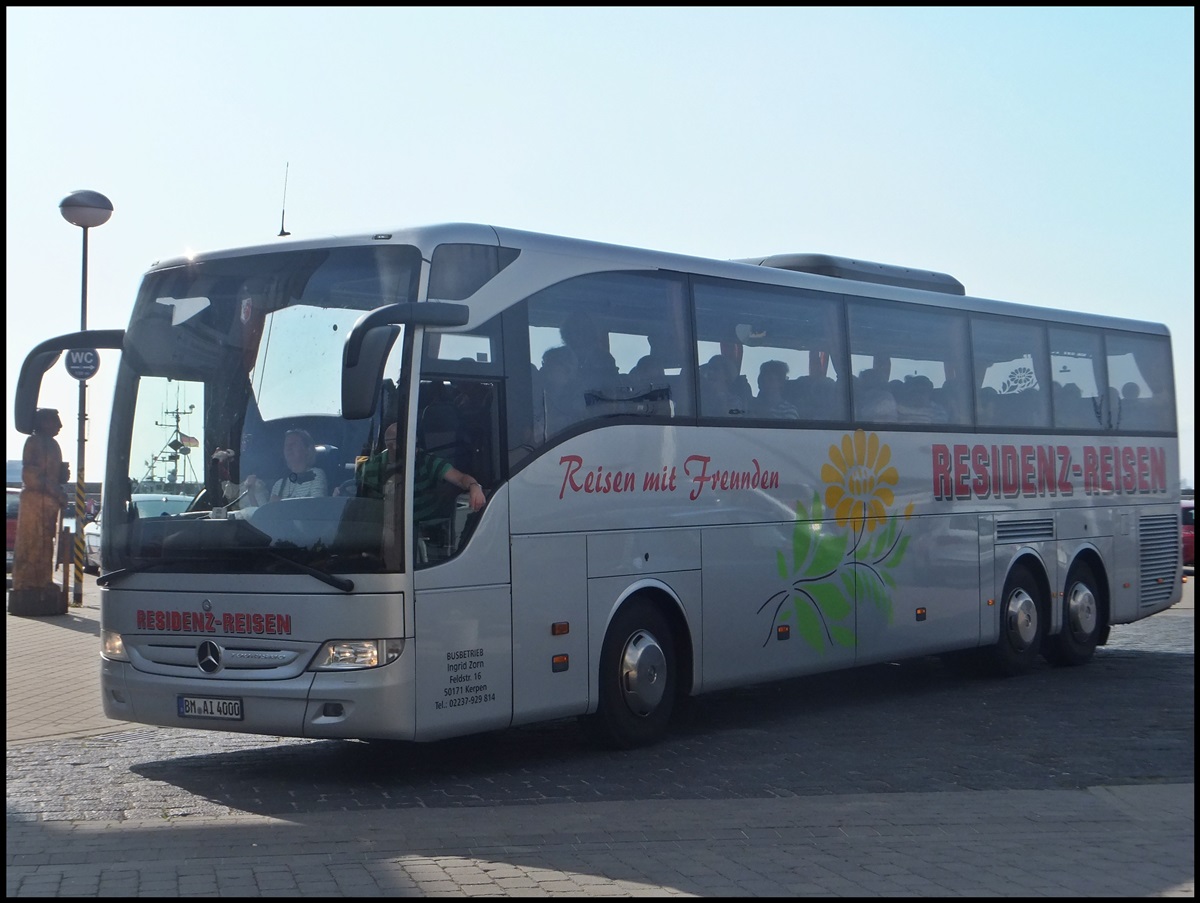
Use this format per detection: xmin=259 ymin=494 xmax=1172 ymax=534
xmin=310 ymin=639 xmax=403 ymax=670
xmin=101 ymin=629 xmax=129 ymax=662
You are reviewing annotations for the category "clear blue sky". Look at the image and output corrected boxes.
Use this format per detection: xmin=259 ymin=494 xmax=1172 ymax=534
xmin=5 ymin=7 xmax=1195 ymax=487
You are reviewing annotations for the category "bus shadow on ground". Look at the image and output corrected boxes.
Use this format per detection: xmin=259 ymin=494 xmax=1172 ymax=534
xmin=124 ymin=645 xmax=1194 ymax=820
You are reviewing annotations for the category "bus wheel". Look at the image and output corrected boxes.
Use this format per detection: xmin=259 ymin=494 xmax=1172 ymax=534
xmin=1043 ymin=563 xmax=1101 ymax=667
xmin=587 ymin=597 xmax=676 ymax=749
xmin=989 ymin=563 xmax=1044 ymax=676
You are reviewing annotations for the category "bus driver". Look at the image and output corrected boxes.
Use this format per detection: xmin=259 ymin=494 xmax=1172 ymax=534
xmin=243 ymin=428 xmax=329 ymax=506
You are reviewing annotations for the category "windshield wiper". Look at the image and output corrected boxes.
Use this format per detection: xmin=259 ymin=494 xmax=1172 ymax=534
xmin=96 ymin=561 xmax=162 ymax=586
xmin=262 ymin=550 xmax=354 ymax=592
xmin=97 ymin=550 xmax=355 ymax=592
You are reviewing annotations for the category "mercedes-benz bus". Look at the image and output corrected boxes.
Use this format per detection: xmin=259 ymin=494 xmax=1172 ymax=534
xmin=15 ymin=223 xmax=1182 ymax=748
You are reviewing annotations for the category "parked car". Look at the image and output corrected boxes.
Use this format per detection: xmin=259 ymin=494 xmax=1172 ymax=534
xmin=82 ymin=516 xmax=101 ymax=574
xmin=83 ymin=493 xmax=192 ymax=574
xmin=1182 ymin=498 xmax=1194 ymax=569
xmin=6 ymin=487 xmax=19 ymax=573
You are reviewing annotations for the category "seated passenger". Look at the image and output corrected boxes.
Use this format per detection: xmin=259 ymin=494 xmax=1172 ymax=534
xmin=358 ymin=421 xmax=486 ymax=519
xmin=854 ymin=368 xmax=898 ymax=421
xmin=1117 ymin=381 xmax=1145 ymax=429
xmin=628 ymin=354 xmax=665 ymax=384
xmin=560 ymin=310 xmax=619 ymax=391
xmin=977 ymin=386 xmax=1000 ymax=425
xmin=789 ymin=374 xmax=841 ymax=420
xmin=1053 ymin=382 xmax=1093 ymax=428
xmin=934 ymin=376 xmax=969 ymax=424
xmin=540 ymin=345 xmax=587 ymax=436
xmin=244 ymin=428 xmax=329 ymax=505
xmin=896 ymin=375 xmax=947 ymax=424
xmin=700 ymin=353 xmax=750 ymax=417
xmin=751 ymin=360 xmax=800 ymax=419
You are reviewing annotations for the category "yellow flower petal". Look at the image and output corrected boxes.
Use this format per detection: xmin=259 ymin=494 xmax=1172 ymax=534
xmin=834 ymin=496 xmax=855 ymax=527
xmin=841 ymin=434 xmax=856 ymax=468
xmin=866 ymin=498 xmax=887 ymax=531
xmin=875 ymin=442 xmax=891 ymax=471
xmin=865 ymin=431 xmax=880 ymax=468
xmin=828 ymin=443 xmax=847 ymax=473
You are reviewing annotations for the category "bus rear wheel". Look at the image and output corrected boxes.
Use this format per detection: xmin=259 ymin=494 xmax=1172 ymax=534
xmin=586 ymin=597 xmax=676 ymax=749
xmin=1043 ymin=562 xmax=1102 ymax=667
xmin=989 ymin=563 xmax=1045 ymax=676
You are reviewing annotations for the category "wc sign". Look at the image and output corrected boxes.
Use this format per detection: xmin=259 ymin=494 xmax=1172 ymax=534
xmin=65 ymin=348 xmax=100 ymax=380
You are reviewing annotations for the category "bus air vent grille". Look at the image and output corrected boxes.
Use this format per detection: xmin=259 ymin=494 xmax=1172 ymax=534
xmin=995 ymin=519 xmax=1055 ymax=543
xmin=1138 ymin=513 xmax=1180 ymax=608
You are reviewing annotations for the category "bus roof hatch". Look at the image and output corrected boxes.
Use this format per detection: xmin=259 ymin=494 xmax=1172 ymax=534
xmin=734 ymin=253 xmax=965 ymax=296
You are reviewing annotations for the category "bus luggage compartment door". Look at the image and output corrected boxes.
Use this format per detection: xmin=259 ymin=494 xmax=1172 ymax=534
xmin=510 ymin=532 xmax=590 ymax=726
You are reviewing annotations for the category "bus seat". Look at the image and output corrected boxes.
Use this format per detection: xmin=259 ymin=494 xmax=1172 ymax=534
xmin=312 ymin=444 xmax=343 ymax=487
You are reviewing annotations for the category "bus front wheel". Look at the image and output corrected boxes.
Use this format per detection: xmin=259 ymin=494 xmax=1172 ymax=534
xmin=586 ymin=597 xmax=676 ymax=749
xmin=990 ymin=563 xmax=1045 ymax=676
xmin=1043 ymin=562 xmax=1102 ymax=667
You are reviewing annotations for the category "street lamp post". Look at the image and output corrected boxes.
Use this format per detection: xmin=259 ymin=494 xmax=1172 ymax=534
xmin=59 ymin=190 xmax=113 ymax=607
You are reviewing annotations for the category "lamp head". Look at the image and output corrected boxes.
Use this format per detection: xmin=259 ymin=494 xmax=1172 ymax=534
xmin=59 ymin=190 xmax=113 ymax=229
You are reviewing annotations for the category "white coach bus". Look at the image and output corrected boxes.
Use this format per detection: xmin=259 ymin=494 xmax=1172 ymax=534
xmin=15 ymin=223 xmax=1183 ymax=748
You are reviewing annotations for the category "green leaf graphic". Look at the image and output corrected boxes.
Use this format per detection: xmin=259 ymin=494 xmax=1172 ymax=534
xmin=759 ymin=468 xmax=917 ymax=657
xmin=829 ymin=625 xmax=856 ymax=649
xmin=885 ymin=534 xmax=911 ymax=568
xmin=809 ymin=491 xmax=824 ymax=521
xmin=791 ymin=520 xmax=812 ymax=573
xmin=807 ymin=529 xmax=848 ymax=577
xmin=840 ymin=570 xmax=855 ymax=600
xmin=853 ymin=531 xmax=870 ymax=562
xmin=859 ymin=572 xmax=894 ymax=621
xmin=810 ymin=581 xmax=852 ymax=621
xmin=871 ymin=514 xmax=894 ymax=558
xmin=792 ymin=596 xmax=825 ymax=653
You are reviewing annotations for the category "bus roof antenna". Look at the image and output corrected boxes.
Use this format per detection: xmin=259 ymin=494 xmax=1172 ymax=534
xmin=277 ymin=162 xmax=291 ymax=237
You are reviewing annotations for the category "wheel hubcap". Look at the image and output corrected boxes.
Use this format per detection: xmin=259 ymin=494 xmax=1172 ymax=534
xmin=1005 ymin=587 xmax=1039 ymax=651
xmin=1065 ymin=580 xmax=1097 ymax=640
xmin=619 ymin=629 xmax=666 ymax=716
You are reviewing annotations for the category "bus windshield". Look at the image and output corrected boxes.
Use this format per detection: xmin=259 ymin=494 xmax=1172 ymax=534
xmin=102 ymin=244 xmax=422 ymax=578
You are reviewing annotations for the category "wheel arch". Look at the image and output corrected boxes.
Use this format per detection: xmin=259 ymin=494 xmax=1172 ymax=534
xmin=1004 ymin=550 xmax=1052 ymax=615
xmin=598 ymin=579 xmax=696 ymax=701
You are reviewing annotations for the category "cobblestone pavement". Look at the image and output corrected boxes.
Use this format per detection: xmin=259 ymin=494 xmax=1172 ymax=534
xmin=6 ymin=577 xmax=1194 ymax=897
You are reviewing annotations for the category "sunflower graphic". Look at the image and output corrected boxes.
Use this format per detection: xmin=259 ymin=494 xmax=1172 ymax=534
xmin=821 ymin=429 xmax=898 ymax=535
xmin=759 ymin=430 xmax=913 ymax=652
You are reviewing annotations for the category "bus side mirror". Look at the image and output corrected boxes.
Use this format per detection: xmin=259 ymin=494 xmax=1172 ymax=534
xmin=342 ymin=325 xmax=399 ymax=420
xmin=15 ymin=329 xmax=124 ymax=434
xmin=341 ymin=301 xmax=468 ymax=421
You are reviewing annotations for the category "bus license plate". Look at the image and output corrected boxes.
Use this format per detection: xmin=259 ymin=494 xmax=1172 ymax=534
xmin=178 ymin=695 xmax=243 ymax=720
